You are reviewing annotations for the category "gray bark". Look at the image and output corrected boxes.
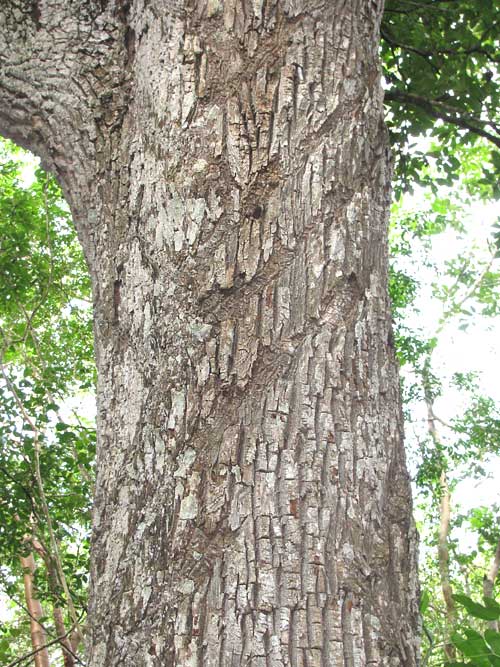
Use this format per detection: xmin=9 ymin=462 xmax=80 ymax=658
xmin=0 ymin=1 xmax=420 ymax=665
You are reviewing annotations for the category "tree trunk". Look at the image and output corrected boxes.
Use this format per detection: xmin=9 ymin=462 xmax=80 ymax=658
xmin=437 ymin=471 xmax=456 ymax=661
xmin=31 ymin=536 xmax=77 ymax=666
xmin=484 ymin=539 xmax=500 ymax=632
xmin=0 ymin=1 xmax=420 ymax=665
xmin=423 ymin=383 xmax=455 ymax=661
xmin=20 ymin=550 xmax=51 ymax=667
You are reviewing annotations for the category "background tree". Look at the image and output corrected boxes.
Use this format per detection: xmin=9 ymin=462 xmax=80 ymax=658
xmin=380 ymin=4 xmax=500 ymax=658
xmin=389 ymin=152 xmax=500 ymax=665
xmin=0 ymin=139 xmax=94 ymax=667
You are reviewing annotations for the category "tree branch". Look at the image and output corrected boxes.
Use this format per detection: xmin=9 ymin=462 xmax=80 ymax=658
xmin=384 ymin=88 xmax=500 ymax=148
xmin=5 ymin=622 xmax=86 ymax=667
xmin=381 ymin=27 xmax=500 ymax=64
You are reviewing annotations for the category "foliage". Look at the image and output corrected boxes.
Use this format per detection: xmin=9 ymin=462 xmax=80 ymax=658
xmin=0 ymin=138 xmax=95 ymax=665
xmin=445 ymin=594 xmax=500 ymax=666
xmin=381 ymin=0 xmax=500 ymax=198
xmin=382 ymin=13 xmax=500 ymax=659
xmin=389 ymin=161 xmax=500 ymax=665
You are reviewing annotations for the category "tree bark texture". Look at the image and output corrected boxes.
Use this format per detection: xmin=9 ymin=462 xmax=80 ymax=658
xmin=0 ymin=1 xmax=420 ymax=665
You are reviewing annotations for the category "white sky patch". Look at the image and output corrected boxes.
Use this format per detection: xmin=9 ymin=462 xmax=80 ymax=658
xmin=395 ymin=189 xmax=500 ymax=558
xmin=16 ymin=152 xmax=39 ymax=187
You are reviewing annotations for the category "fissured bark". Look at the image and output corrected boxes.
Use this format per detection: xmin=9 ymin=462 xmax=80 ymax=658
xmin=0 ymin=1 xmax=420 ymax=664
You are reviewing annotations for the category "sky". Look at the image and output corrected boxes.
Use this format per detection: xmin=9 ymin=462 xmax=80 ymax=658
xmin=394 ymin=192 xmax=500 ymax=554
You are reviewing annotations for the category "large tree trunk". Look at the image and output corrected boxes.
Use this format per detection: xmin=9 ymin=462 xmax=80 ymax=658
xmin=0 ymin=1 xmax=420 ymax=664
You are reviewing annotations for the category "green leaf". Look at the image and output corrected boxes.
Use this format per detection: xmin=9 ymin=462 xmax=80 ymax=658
xmin=484 ymin=599 xmax=500 ymax=615
xmin=453 ymin=594 xmax=500 ymax=621
xmin=485 ymin=630 xmax=500 ymax=657
xmin=452 ymin=629 xmax=491 ymax=667
xmin=420 ymin=588 xmax=430 ymax=614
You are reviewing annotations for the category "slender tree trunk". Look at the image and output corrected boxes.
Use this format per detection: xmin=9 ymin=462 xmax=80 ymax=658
xmin=484 ymin=539 xmax=500 ymax=632
xmin=32 ymin=537 xmax=77 ymax=667
xmin=437 ymin=472 xmax=454 ymax=621
xmin=52 ymin=607 xmax=75 ymax=667
xmin=39 ymin=541 xmax=76 ymax=667
xmin=423 ymin=372 xmax=455 ymax=661
xmin=437 ymin=470 xmax=456 ymax=661
xmin=20 ymin=550 xmax=51 ymax=667
xmin=0 ymin=1 xmax=420 ymax=665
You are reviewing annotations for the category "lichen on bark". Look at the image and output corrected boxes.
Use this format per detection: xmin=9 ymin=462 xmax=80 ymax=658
xmin=0 ymin=1 xmax=420 ymax=665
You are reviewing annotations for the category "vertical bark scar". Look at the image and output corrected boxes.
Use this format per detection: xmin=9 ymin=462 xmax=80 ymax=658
xmin=113 ymin=264 xmax=124 ymax=324
xmin=30 ymin=0 xmax=41 ymax=30
xmin=113 ymin=279 xmax=121 ymax=323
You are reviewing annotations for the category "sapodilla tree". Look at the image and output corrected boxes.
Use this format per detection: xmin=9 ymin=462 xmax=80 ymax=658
xmin=0 ymin=2 xmax=419 ymax=665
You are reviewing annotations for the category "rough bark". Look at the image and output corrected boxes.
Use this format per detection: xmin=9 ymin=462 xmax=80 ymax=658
xmin=1 ymin=1 xmax=420 ymax=665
